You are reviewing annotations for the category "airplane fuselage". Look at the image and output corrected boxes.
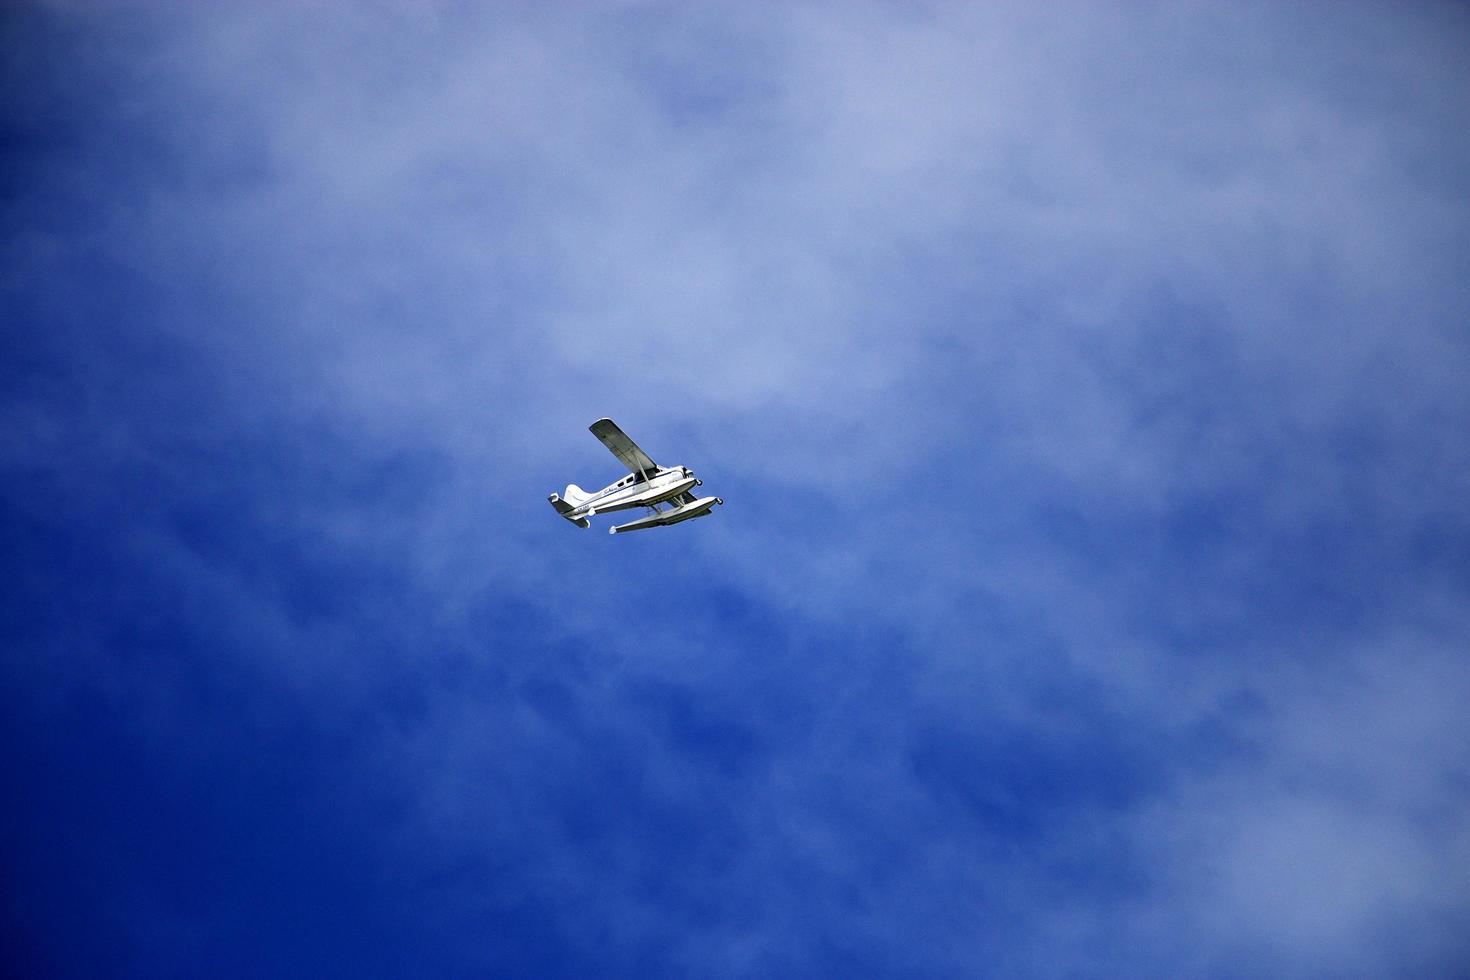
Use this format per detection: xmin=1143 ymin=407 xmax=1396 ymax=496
xmin=568 ymin=467 xmax=697 ymax=517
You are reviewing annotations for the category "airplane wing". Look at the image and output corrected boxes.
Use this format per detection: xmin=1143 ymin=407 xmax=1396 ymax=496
xmin=589 ymin=418 xmax=659 ymax=477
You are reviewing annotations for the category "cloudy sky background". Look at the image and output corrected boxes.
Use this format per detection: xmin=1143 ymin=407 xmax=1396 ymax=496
xmin=4 ymin=2 xmax=1469 ymax=976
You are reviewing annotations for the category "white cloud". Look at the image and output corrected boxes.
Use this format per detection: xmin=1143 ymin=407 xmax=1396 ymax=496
xmin=10 ymin=1 xmax=1470 ymax=973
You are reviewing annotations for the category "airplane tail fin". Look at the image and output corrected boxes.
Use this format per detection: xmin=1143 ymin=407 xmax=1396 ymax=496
xmin=561 ymin=484 xmax=593 ymax=505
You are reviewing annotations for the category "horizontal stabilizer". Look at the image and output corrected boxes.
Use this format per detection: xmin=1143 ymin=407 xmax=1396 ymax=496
xmin=547 ymin=493 xmax=591 ymax=528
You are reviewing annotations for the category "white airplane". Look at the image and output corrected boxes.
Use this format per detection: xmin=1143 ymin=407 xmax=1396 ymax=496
xmin=549 ymin=419 xmax=724 ymax=535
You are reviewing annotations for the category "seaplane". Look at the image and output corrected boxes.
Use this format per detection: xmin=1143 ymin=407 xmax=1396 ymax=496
xmin=549 ymin=419 xmax=724 ymax=534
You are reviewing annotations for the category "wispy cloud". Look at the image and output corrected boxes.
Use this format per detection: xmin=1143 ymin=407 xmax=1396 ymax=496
xmin=3 ymin=2 xmax=1468 ymax=976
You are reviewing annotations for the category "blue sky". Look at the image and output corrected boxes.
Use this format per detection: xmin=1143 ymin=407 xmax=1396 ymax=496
xmin=3 ymin=2 xmax=1469 ymax=976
